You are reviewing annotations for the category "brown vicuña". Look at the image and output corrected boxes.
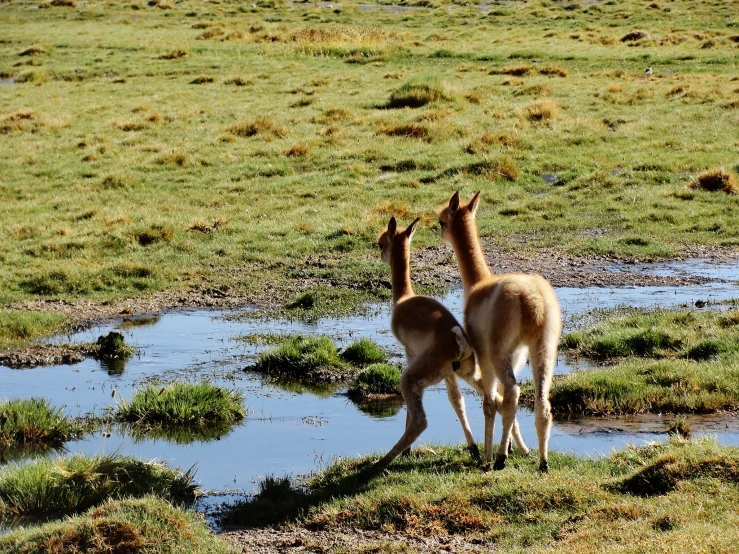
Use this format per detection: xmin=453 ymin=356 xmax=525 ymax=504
xmin=439 ymin=192 xmax=561 ymax=472
xmin=374 ymin=216 xmax=527 ymax=470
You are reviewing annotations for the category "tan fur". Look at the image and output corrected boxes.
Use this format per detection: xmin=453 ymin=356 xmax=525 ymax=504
xmin=374 ymin=217 xmax=528 ymax=470
xmin=439 ymin=192 xmax=561 ymax=472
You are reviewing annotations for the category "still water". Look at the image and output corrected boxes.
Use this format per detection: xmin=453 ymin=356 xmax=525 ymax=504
xmin=1 ymin=259 xmax=737 ymax=512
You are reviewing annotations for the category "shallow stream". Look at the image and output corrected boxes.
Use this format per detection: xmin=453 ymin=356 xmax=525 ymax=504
xmin=1 ymin=259 xmax=738 ymax=524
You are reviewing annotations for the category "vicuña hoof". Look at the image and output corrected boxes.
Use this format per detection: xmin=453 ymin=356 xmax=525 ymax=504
xmin=493 ymin=455 xmax=507 ymax=471
xmin=539 ymin=461 xmax=549 ymax=473
xmin=468 ymin=444 xmax=481 ymax=461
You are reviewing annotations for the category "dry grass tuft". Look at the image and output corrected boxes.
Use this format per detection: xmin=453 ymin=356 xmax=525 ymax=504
xmin=387 ymin=77 xmax=453 ymax=108
xmin=515 ymin=84 xmax=550 ymax=96
xmin=50 ymin=0 xmax=76 ymax=6
xmin=187 ymin=217 xmax=227 ymax=233
xmin=520 ymin=99 xmax=559 ymax=121
xmin=227 ymin=117 xmax=288 ymax=138
xmin=158 ymin=48 xmax=188 ymax=60
xmin=621 ymin=30 xmax=650 ymax=42
xmin=383 ymin=72 xmax=403 ymax=79
xmin=497 ymin=64 xmax=536 ymax=77
xmin=113 ymin=120 xmax=147 ymax=132
xmin=540 ymin=65 xmax=569 ymax=77
xmin=197 ymin=27 xmax=226 ymax=40
xmin=380 ymin=123 xmax=429 ymax=139
xmin=224 ymin=76 xmax=252 ymax=86
xmin=156 ymin=152 xmax=187 ymax=167
xmin=723 ymin=98 xmax=739 ymax=109
xmin=190 ymin=76 xmax=214 ymax=84
xmin=1 ymin=109 xmax=38 ymax=133
xmin=688 ymin=168 xmax=738 ymax=195
xmin=18 ymin=44 xmax=47 ymax=57
xmin=464 ymin=91 xmax=483 ymax=104
xmin=285 ymin=144 xmax=310 ymax=157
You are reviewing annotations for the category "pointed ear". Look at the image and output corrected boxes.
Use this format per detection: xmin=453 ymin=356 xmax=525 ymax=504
xmin=449 ymin=191 xmax=460 ymax=215
xmin=468 ymin=191 xmax=481 ymax=217
xmin=405 ymin=217 xmax=421 ymax=239
xmin=387 ymin=216 xmax=397 ymax=238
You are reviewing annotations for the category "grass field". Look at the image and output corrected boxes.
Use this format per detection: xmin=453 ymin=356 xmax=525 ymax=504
xmin=1 ymin=0 xmax=737 ymax=320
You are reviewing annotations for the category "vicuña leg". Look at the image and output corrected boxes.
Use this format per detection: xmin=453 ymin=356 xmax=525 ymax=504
xmin=374 ymin=362 xmax=429 ymax=470
xmin=444 ymin=374 xmax=480 ymax=460
xmin=493 ymin=352 xmax=520 ymax=471
xmin=530 ymin=339 xmax=556 ymax=472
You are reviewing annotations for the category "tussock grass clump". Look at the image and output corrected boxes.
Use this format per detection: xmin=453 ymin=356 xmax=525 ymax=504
xmin=0 ymin=310 xmax=67 ymax=348
xmin=539 ymin=65 xmax=569 ymax=77
xmin=227 ymin=117 xmax=288 ymax=138
xmin=285 ymin=144 xmax=310 ymax=157
xmin=251 ymin=335 xmax=353 ymax=382
xmin=158 ymin=48 xmax=188 ymax=59
xmin=190 ymin=76 xmax=214 ymax=84
xmin=113 ymin=120 xmax=147 ymax=132
xmin=381 ymin=123 xmax=429 ymax=138
xmin=614 ymin=439 xmax=739 ymax=496
xmin=1 ymin=109 xmax=39 ymax=133
xmin=688 ymin=168 xmax=738 ymax=195
xmin=340 ymin=338 xmax=388 ymax=366
xmin=49 ymin=0 xmax=76 ymax=7
xmin=621 ymin=30 xmax=650 ymax=42
xmin=93 ymin=331 xmax=135 ymax=362
xmin=519 ymin=98 xmax=559 ymax=121
xmin=197 ymin=27 xmax=226 ymax=40
xmin=348 ymin=363 xmax=400 ymax=397
xmin=132 ymin=224 xmax=174 ymax=246
xmin=290 ymin=25 xmax=393 ymax=59
xmin=18 ymin=44 xmax=47 ymax=57
xmin=0 ymin=454 xmax=197 ymax=516
xmin=0 ymin=497 xmax=236 ymax=554
xmin=116 ymin=382 xmax=245 ymax=426
xmin=224 ymin=76 xmax=251 ymax=86
xmin=496 ymin=63 xmax=536 ymax=76
xmin=0 ymin=398 xmax=81 ymax=458
xmin=387 ymin=76 xmax=453 ymax=108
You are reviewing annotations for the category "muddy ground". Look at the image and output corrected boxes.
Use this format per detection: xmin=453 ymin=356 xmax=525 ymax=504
xmin=3 ymin=243 xmax=737 ymax=369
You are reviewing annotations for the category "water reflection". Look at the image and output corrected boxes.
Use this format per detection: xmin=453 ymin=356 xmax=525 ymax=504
xmin=123 ymin=420 xmax=242 ymax=445
xmin=351 ymin=396 xmax=404 ymax=418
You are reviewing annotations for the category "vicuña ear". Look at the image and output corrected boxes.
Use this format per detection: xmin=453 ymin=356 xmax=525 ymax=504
xmin=406 ymin=217 xmax=421 ymax=239
xmin=387 ymin=216 xmax=397 ymax=238
xmin=468 ymin=191 xmax=481 ymax=217
xmin=449 ymin=191 xmax=460 ymax=215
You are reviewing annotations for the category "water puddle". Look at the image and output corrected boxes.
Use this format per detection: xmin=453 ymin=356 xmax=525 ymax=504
xmin=1 ymin=259 xmax=738 ymax=526
xmin=0 ymin=78 xmax=15 ymax=86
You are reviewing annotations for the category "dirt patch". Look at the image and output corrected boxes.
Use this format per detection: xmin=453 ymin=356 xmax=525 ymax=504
xmin=219 ymin=526 xmax=492 ymax=554
xmin=0 ymin=343 xmax=90 ymax=369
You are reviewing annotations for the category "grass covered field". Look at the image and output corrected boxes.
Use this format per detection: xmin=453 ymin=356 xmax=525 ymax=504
xmin=1 ymin=0 xmax=738 ymax=317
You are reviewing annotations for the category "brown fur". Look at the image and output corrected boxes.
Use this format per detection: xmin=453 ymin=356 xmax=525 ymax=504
xmin=374 ymin=217 xmax=527 ymax=470
xmin=439 ymin=192 xmax=561 ymax=472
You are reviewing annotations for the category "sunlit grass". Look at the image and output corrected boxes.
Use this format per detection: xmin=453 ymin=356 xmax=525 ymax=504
xmin=0 ymin=453 xmax=197 ymax=516
xmin=0 ymin=496 xmax=236 ymax=554
xmin=0 ymin=310 xmax=68 ymax=349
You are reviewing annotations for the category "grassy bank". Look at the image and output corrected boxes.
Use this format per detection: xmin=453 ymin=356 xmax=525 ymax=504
xmin=0 ymin=0 xmax=737 ymax=317
xmin=522 ymin=307 xmax=739 ymax=415
xmin=0 ymin=311 xmax=69 ymax=350
xmin=0 ymin=496 xmax=236 ymax=554
xmin=0 ymin=398 xmax=83 ymax=462
xmin=0 ymin=453 xmax=196 ymax=517
xmin=221 ymin=437 xmax=739 ymax=553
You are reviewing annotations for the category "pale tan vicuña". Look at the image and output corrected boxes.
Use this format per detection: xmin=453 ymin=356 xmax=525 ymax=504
xmin=374 ymin=216 xmax=527 ymax=470
xmin=439 ymin=192 xmax=561 ymax=472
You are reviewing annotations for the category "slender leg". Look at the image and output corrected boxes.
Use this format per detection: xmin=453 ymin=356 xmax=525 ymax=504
xmin=494 ymin=360 xmax=519 ymax=471
xmin=445 ymin=374 xmax=480 ymax=461
xmin=530 ymin=342 xmax=555 ymax=473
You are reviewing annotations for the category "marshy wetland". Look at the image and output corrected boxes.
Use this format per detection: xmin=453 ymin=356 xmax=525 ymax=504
xmin=2 ymin=0 xmax=739 ymax=552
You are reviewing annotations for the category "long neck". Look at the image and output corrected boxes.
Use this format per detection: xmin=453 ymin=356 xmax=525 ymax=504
xmin=451 ymin=222 xmax=492 ymax=298
xmin=390 ymin=247 xmax=414 ymax=304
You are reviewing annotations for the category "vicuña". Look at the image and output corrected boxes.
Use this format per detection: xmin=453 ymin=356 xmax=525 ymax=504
xmin=438 ymin=192 xmax=561 ymax=472
xmin=374 ymin=216 xmax=527 ymax=470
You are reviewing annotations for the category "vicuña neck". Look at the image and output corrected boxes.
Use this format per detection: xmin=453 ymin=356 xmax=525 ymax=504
xmin=390 ymin=249 xmax=414 ymax=304
xmin=452 ymin=223 xmax=492 ymax=298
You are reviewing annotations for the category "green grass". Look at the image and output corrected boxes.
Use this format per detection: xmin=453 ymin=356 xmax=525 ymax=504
xmin=250 ymin=334 xmax=354 ymax=382
xmin=220 ymin=437 xmax=739 ymax=553
xmin=1 ymin=0 xmax=738 ymax=318
xmin=0 ymin=311 xmax=68 ymax=349
xmin=116 ymin=382 xmax=245 ymax=427
xmin=0 ymin=496 xmax=236 ymax=554
xmin=339 ymin=338 xmax=389 ymax=366
xmin=0 ymin=453 xmax=197 ymax=517
xmin=527 ymin=307 xmax=739 ymax=415
xmin=0 ymin=398 xmax=83 ymax=461
xmin=348 ymin=363 xmax=401 ymax=398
